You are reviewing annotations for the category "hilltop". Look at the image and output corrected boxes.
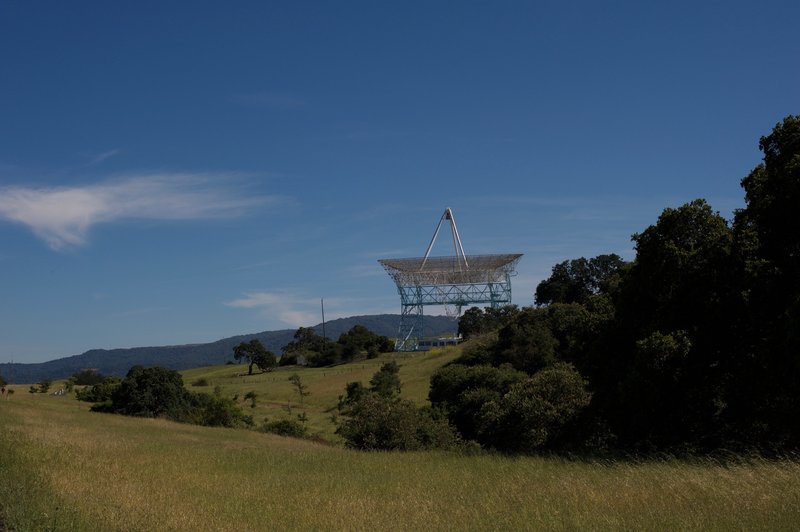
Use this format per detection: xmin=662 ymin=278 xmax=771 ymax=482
xmin=0 ymin=314 xmax=458 ymax=383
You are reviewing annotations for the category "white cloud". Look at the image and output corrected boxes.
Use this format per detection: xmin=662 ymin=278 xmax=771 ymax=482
xmin=87 ymin=149 xmax=121 ymax=166
xmin=0 ymin=174 xmax=274 ymax=250
xmin=225 ymin=291 xmax=396 ymax=329
xmin=225 ymin=291 xmax=322 ymax=328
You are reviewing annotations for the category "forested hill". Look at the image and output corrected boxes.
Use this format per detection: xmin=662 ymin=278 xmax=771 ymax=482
xmin=0 ymin=314 xmax=457 ymax=383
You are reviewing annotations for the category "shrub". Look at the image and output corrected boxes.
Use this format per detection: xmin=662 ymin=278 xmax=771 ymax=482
xmin=336 ymin=394 xmax=457 ymax=451
xmin=493 ymin=309 xmax=558 ymax=373
xmin=429 ymin=364 xmax=527 ymax=441
xmin=262 ymin=418 xmax=307 ymax=438
xmin=338 ymin=381 xmax=367 ymax=412
xmin=191 ymin=378 xmax=210 ymax=387
xmin=91 ymin=366 xmax=251 ymax=428
xmin=75 ymin=377 xmax=121 ymax=402
xmin=70 ymin=369 xmax=106 ymax=386
xmin=187 ymin=391 xmax=253 ymax=428
xmin=98 ymin=366 xmax=192 ymax=419
xmin=477 ymin=363 xmax=592 ymax=452
xmin=369 ymin=360 xmax=401 ymax=398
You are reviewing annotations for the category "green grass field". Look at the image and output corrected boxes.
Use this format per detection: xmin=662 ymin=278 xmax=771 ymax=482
xmin=2 ymin=349 xmax=800 ymax=530
xmin=180 ymin=347 xmax=462 ymax=441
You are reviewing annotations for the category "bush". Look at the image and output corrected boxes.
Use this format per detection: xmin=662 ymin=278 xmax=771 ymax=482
xmin=369 ymin=360 xmax=401 ymax=398
xmin=262 ymin=418 xmax=307 ymax=438
xmin=70 ymin=369 xmax=106 ymax=386
xmin=336 ymin=394 xmax=457 ymax=451
xmin=28 ymin=380 xmax=52 ymax=394
xmin=187 ymin=391 xmax=253 ymax=428
xmin=477 ymin=363 xmax=592 ymax=452
xmin=91 ymin=366 xmax=251 ymax=428
xmin=191 ymin=378 xmax=210 ymax=387
xmin=75 ymin=377 xmax=121 ymax=402
xmin=429 ymin=364 xmax=527 ymax=441
xmin=338 ymin=381 xmax=367 ymax=412
xmin=493 ymin=308 xmax=558 ymax=373
xmin=102 ymin=366 xmax=191 ymax=418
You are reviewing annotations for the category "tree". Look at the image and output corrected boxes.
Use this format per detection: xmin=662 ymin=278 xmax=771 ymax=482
xmin=602 ymin=199 xmax=735 ymax=448
xmin=535 ymin=254 xmax=624 ymax=306
xmin=429 ymin=363 xmax=527 ymax=441
xmin=738 ymin=115 xmax=800 ymax=275
xmin=337 ymin=325 xmax=393 ymax=361
xmin=187 ymin=388 xmax=253 ymax=428
xmin=75 ymin=376 xmax=121 ymax=403
xmin=458 ymin=305 xmax=520 ymax=339
xmin=729 ymin=115 xmax=800 ymax=446
xmin=101 ymin=366 xmax=191 ymax=418
xmin=288 ymin=373 xmax=310 ymax=406
xmin=32 ymin=380 xmax=52 ymax=394
xmin=492 ymin=308 xmax=558 ymax=374
xmin=336 ymin=394 xmax=457 ymax=451
xmin=233 ymin=339 xmax=276 ymax=375
xmin=477 ymin=363 xmax=591 ymax=452
xmin=369 ymin=361 xmax=402 ymax=398
xmin=282 ymin=327 xmax=343 ymax=367
xmin=338 ymin=381 xmax=367 ymax=412
xmin=244 ymin=391 xmax=258 ymax=408
xmin=69 ymin=369 xmax=106 ymax=386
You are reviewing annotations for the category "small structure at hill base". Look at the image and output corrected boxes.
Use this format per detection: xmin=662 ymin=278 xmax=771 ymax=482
xmin=379 ymin=208 xmax=522 ymax=351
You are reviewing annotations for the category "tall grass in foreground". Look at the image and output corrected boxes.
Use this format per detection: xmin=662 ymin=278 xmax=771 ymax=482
xmin=2 ymin=390 xmax=800 ymax=531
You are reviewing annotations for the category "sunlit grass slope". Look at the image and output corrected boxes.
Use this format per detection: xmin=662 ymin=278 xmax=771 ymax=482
xmin=180 ymin=347 xmax=461 ymax=441
xmin=2 ymin=388 xmax=800 ymax=531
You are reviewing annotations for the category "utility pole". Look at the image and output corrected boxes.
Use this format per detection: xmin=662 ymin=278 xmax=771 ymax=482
xmin=321 ymin=298 xmax=327 ymax=340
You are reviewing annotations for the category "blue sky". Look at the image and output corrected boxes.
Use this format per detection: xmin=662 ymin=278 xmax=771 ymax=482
xmin=1 ymin=1 xmax=798 ymax=363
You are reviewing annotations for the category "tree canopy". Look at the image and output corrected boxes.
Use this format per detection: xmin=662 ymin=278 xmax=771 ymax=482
xmin=439 ymin=115 xmax=800 ymax=454
xmin=233 ymin=339 xmax=277 ymax=375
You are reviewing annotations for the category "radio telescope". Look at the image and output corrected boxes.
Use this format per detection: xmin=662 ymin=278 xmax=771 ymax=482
xmin=379 ymin=208 xmax=522 ymax=351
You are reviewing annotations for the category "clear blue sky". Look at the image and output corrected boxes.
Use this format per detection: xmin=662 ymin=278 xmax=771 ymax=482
xmin=1 ymin=1 xmax=798 ymax=363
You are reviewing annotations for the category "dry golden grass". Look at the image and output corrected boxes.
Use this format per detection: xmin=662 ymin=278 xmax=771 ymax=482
xmin=2 ymin=388 xmax=800 ymax=531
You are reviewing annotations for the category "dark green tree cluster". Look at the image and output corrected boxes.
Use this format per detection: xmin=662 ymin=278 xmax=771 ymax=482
xmin=338 ymin=325 xmax=394 ymax=360
xmin=430 ymin=352 xmax=592 ymax=452
xmin=89 ymin=366 xmax=252 ymax=428
xmin=457 ymin=305 xmax=521 ymax=339
xmin=534 ymin=254 xmax=625 ymax=306
xmin=435 ymin=115 xmax=800 ymax=453
xmin=75 ymin=375 xmax=121 ymax=403
xmin=281 ymin=325 xmax=393 ymax=367
xmin=69 ymin=369 xmax=107 ymax=386
xmin=336 ymin=361 xmax=458 ymax=451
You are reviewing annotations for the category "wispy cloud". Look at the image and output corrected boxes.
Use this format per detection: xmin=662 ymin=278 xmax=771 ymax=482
xmin=224 ymin=291 xmax=395 ymax=328
xmin=225 ymin=291 xmax=323 ymax=328
xmin=87 ymin=149 xmax=121 ymax=166
xmin=0 ymin=174 xmax=275 ymax=250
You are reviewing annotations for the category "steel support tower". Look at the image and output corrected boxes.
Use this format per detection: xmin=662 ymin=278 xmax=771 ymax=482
xmin=379 ymin=208 xmax=522 ymax=351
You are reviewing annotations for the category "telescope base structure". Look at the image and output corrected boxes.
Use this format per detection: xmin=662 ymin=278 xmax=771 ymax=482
xmin=394 ymin=277 xmax=514 ymax=352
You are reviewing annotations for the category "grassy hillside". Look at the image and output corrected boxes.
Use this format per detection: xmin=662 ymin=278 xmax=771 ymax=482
xmin=2 ymin=385 xmax=800 ymax=531
xmin=180 ymin=347 xmax=462 ymax=441
xmin=0 ymin=314 xmax=459 ymax=383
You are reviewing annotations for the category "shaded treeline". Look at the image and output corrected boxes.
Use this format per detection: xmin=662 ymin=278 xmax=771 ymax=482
xmin=434 ymin=116 xmax=800 ymax=453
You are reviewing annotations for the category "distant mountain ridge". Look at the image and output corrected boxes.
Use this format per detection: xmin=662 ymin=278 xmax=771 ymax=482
xmin=0 ymin=314 xmax=458 ymax=384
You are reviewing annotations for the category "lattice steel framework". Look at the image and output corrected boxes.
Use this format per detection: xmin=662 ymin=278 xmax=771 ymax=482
xmin=379 ymin=208 xmax=522 ymax=351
